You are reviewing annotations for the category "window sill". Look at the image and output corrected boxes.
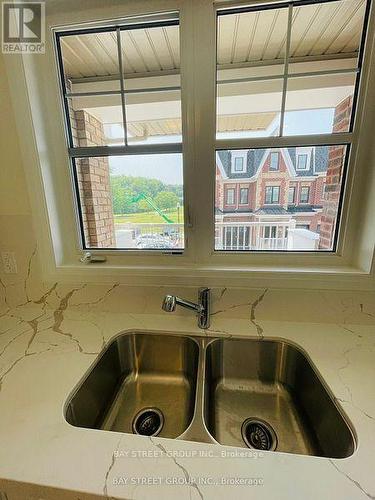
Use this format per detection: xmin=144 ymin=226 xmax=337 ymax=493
xmin=50 ymin=260 xmax=375 ymax=290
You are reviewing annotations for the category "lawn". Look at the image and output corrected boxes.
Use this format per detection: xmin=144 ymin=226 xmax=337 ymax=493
xmin=114 ymin=209 xmax=184 ymax=224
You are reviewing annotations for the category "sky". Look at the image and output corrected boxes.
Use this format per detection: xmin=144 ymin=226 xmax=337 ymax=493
xmin=109 ymin=108 xmax=335 ymax=185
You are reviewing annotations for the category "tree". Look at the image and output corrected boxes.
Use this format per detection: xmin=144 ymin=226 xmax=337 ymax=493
xmin=110 ymin=175 xmax=182 ymax=214
xmin=154 ymin=191 xmax=179 ymax=210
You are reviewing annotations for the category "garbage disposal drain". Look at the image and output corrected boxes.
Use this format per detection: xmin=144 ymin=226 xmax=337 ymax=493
xmin=132 ymin=408 xmax=164 ymax=437
xmin=241 ymin=418 xmax=277 ymax=451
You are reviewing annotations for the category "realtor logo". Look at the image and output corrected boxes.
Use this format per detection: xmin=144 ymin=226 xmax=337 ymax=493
xmin=2 ymin=2 xmax=45 ymax=53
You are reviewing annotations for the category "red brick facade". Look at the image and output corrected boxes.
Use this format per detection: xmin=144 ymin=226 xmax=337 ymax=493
xmin=319 ymin=96 xmax=352 ymax=249
xmin=70 ymin=107 xmax=116 ymax=248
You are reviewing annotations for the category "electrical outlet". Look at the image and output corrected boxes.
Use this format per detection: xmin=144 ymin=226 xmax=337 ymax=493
xmin=1 ymin=252 xmax=18 ymax=274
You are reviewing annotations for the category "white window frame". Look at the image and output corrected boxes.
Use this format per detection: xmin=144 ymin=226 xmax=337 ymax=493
xmin=5 ymin=0 xmax=375 ymax=288
xmin=226 ymin=187 xmax=235 ymax=205
xmin=296 ymin=147 xmax=313 ymax=171
xmin=239 ymin=187 xmax=249 ymax=205
xmin=288 ymin=186 xmax=296 ymax=204
xmin=269 ymin=151 xmax=280 ymax=171
xmin=265 ymin=185 xmax=280 ymax=205
xmin=297 ymin=154 xmax=308 ymax=171
xmin=299 ymin=186 xmax=310 ymax=204
xmin=231 ymin=150 xmax=247 ymax=173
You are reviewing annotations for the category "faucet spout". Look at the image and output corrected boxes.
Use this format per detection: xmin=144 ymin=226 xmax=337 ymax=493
xmin=161 ymin=288 xmax=210 ymax=329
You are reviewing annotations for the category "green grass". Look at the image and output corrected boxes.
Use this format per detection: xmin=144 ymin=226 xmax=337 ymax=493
xmin=114 ymin=209 xmax=184 ymax=224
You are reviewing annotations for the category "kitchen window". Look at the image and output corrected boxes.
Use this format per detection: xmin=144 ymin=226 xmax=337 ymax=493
xmin=300 ymin=186 xmax=310 ymax=204
xmin=55 ymin=16 xmax=184 ymax=251
xmin=36 ymin=0 xmax=373 ymax=281
xmin=214 ymin=0 xmax=370 ymax=253
xmin=265 ymin=186 xmax=280 ymax=204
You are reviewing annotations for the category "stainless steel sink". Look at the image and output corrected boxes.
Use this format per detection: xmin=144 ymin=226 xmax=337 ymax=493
xmin=204 ymin=338 xmax=355 ymax=458
xmin=65 ymin=333 xmax=199 ymax=439
xmin=65 ymin=332 xmax=355 ymax=458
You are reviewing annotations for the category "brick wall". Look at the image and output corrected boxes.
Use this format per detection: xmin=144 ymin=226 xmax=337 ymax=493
xmin=319 ymin=96 xmax=352 ymax=249
xmin=69 ymin=102 xmax=116 ymax=248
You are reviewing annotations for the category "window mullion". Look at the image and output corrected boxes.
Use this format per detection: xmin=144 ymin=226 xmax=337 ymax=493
xmin=279 ymin=3 xmax=293 ymax=137
xmin=188 ymin=0 xmax=217 ymax=264
xmin=116 ymin=28 xmax=128 ymax=146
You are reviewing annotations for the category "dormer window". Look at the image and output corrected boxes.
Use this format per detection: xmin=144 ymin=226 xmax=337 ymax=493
xmin=297 ymin=154 xmax=308 ymax=171
xmin=234 ymin=157 xmax=244 ymax=171
xmin=231 ymin=151 xmax=247 ymax=173
xmin=270 ymin=152 xmax=279 ymax=171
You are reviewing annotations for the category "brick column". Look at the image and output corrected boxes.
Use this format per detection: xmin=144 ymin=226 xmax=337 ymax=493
xmin=69 ymin=103 xmax=116 ymax=248
xmin=319 ymin=96 xmax=352 ymax=249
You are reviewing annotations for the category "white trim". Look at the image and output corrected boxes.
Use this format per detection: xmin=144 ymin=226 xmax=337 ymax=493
xmin=216 ymin=152 xmax=228 ymax=179
xmin=231 ymin=150 xmax=247 ymax=173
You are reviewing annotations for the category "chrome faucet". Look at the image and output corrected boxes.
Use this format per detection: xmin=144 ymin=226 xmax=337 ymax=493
xmin=162 ymin=288 xmax=210 ymax=329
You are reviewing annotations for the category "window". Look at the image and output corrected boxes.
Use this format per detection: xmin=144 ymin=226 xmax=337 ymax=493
xmin=240 ymin=188 xmax=249 ymax=204
xmin=270 ymin=152 xmax=279 ymax=171
xmin=265 ymin=186 xmax=280 ymax=204
xmin=215 ymin=0 xmax=369 ymax=252
xmin=226 ymin=188 xmax=235 ymax=205
xmin=234 ymin=157 xmax=244 ymax=172
xmin=297 ymin=155 xmax=308 ymax=171
xmin=55 ymin=17 xmax=183 ymax=251
xmin=264 ymin=226 xmax=277 ymax=239
xmin=51 ymin=0 xmax=371 ymax=263
xmin=288 ymin=186 xmax=296 ymax=204
xmin=231 ymin=152 xmax=247 ymax=173
xmin=300 ymin=186 xmax=310 ymax=204
xmin=297 ymin=224 xmax=310 ymax=230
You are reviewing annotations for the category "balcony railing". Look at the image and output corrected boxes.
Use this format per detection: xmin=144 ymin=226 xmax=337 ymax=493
xmin=114 ymin=220 xmax=319 ymax=251
xmin=115 ymin=222 xmax=184 ymax=249
xmin=215 ymin=221 xmax=292 ymax=251
xmin=215 ymin=221 xmax=320 ymax=251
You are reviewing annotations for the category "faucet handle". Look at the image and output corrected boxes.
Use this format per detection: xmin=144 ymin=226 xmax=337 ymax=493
xmin=162 ymin=295 xmax=176 ymax=312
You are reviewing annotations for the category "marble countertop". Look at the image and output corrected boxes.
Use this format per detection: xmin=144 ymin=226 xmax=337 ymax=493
xmin=0 ymin=284 xmax=374 ymax=500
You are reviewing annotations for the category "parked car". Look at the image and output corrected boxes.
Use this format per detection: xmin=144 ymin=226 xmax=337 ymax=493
xmin=136 ymin=233 xmax=174 ymax=249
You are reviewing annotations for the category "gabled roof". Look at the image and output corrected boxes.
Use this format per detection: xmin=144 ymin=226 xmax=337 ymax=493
xmin=217 ymin=146 xmax=329 ymax=180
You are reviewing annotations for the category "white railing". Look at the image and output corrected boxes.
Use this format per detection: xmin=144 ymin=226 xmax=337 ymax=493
xmin=115 ymin=222 xmax=184 ymax=249
xmin=215 ymin=221 xmax=294 ymax=251
xmin=114 ymin=220 xmax=319 ymax=251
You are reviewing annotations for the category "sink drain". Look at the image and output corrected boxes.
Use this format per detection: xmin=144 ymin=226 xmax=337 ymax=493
xmin=241 ymin=418 xmax=277 ymax=451
xmin=132 ymin=408 xmax=164 ymax=437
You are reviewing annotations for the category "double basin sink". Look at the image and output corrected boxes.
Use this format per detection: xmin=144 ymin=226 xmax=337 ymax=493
xmin=65 ymin=332 xmax=355 ymax=458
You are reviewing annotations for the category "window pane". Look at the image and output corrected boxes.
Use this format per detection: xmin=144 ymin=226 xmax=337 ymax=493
xmin=74 ymin=154 xmax=184 ymax=250
xmin=270 ymin=152 xmax=279 ymax=170
xmin=217 ymin=79 xmax=284 ymax=138
xmin=235 ymin=157 xmax=244 ymax=171
xmin=67 ymin=94 xmax=125 ymax=147
xmin=289 ymin=0 xmax=367 ymax=72
xmin=59 ymin=31 xmax=120 ymax=89
xmin=121 ymin=24 xmax=181 ymax=145
xmin=217 ymin=7 xmax=289 ymax=67
xmin=124 ymin=89 xmax=182 ymax=144
xmin=283 ymin=72 xmax=357 ymax=135
xmin=288 ymin=186 xmax=295 ymax=204
xmin=121 ymin=24 xmax=179 ymax=75
xmin=300 ymin=186 xmax=310 ymax=203
xmin=215 ymin=146 xmax=347 ymax=251
xmin=216 ymin=7 xmax=288 ymax=139
xmin=240 ymin=188 xmax=249 ymax=204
